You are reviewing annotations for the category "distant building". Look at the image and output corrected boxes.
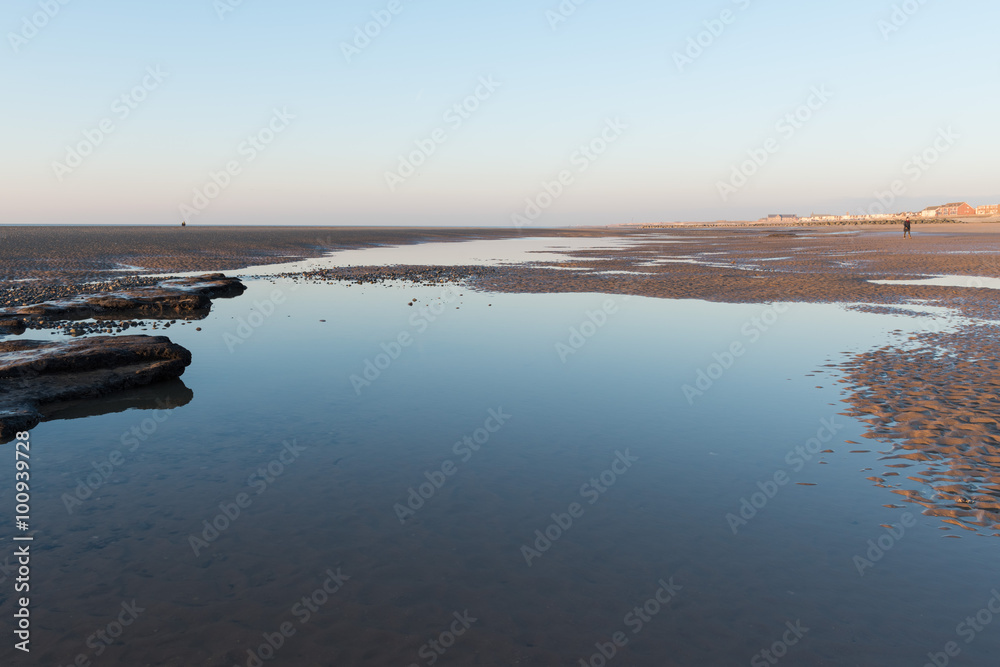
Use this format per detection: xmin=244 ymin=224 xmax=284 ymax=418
xmin=765 ymin=214 xmax=799 ymax=222
xmin=977 ymin=204 xmax=1000 ymax=216
xmin=920 ymin=206 xmax=941 ymax=218
xmin=935 ymin=202 xmax=976 ymax=217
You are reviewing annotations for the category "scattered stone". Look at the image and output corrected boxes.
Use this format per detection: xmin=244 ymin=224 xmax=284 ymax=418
xmin=267 ymin=265 xmax=499 ymax=287
xmin=0 ymin=273 xmax=244 ymax=322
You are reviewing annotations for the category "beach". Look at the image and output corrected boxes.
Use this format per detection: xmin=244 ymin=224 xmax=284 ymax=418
xmin=4 ymin=223 xmax=998 ymax=302
xmin=3 ymin=223 xmax=1000 ymax=665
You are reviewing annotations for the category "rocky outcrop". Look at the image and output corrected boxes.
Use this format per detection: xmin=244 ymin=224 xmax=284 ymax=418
xmin=0 ymin=335 xmax=191 ymax=442
xmin=0 ymin=273 xmax=245 ymax=322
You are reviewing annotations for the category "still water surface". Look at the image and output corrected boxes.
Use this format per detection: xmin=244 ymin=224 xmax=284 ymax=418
xmin=1 ymin=250 xmax=997 ymax=665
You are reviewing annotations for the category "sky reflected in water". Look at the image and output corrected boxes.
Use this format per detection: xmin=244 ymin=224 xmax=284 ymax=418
xmin=2 ymin=272 xmax=998 ymax=665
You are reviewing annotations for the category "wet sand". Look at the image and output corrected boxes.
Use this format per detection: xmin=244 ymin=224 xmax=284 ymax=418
xmin=470 ymin=223 xmax=1000 ymax=315
xmin=0 ymin=226 xmax=608 ymax=287
xmin=839 ymin=326 xmax=1000 ymax=536
xmin=4 ymin=223 xmax=1000 ymax=665
xmin=6 ymin=222 xmax=998 ymax=310
xmin=5 ymin=222 xmax=1000 ymax=535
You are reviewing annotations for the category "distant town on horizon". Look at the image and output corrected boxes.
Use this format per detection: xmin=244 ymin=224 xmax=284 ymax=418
xmin=632 ymin=200 xmax=1000 ymax=228
xmin=762 ymin=201 xmax=1000 ymax=224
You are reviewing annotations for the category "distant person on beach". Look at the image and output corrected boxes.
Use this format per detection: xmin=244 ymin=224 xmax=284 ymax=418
xmin=903 ymin=217 xmax=911 ymax=239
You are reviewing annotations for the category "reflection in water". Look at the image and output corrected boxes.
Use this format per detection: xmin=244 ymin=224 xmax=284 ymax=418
xmin=4 ymin=276 xmax=1000 ymax=666
xmin=152 ymin=237 xmax=658 ymax=278
xmin=870 ymin=275 xmax=1000 ymax=290
xmin=39 ymin=378 xmax=193 ymax=424
xmin=0 ymin=335 xmax=191 ymax=442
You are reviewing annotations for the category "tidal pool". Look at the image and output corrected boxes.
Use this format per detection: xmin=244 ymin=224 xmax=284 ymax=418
xmin=2 ymin=269 xmax=998 ymax=666
xmin=871 ymin=275 xmax=1000 ymax=290
xmin=235 ymin=237 xmax=644 ymax=276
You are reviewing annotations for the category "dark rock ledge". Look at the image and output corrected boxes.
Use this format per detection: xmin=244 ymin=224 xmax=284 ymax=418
xmin=0 ymin=273 xmax=245 ymax=324
xmin=0 ymin=274 xmax=248 ymax=441
xmin=0 ymin=335 xmax=191 ymax=443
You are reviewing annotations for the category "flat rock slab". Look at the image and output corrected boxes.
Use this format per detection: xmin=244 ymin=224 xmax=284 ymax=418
xmin=0 ymin=335 xmax=191 ymax=442
xmin=0 ymin=273 xmax=245 ymax=322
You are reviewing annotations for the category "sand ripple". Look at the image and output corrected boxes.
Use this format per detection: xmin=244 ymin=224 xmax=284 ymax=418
xmin=840 ymin=327 xmax=1000 ymax=536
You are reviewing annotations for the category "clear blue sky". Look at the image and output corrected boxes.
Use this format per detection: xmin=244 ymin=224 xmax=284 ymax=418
xmin=1 ymin=0 xmax=997 ymax=226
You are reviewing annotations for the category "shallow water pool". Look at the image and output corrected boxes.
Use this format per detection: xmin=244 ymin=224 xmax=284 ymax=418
xmin=2 ymin=275 xmax=997 ymax=666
